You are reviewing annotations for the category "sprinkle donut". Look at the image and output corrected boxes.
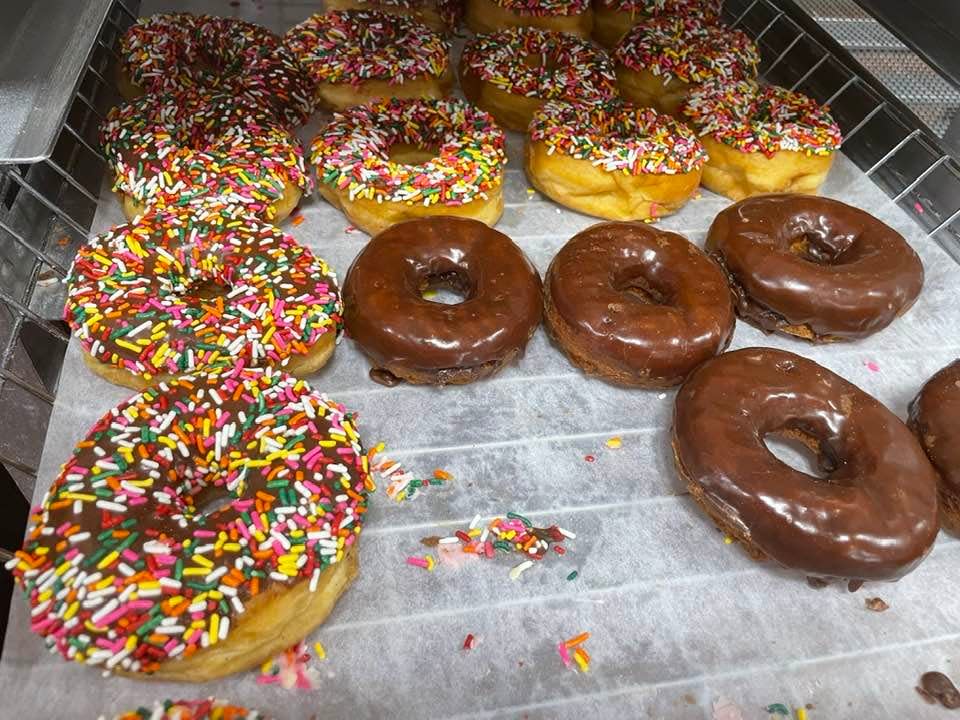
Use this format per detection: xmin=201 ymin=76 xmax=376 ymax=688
xmin=7 ymin=367 xmax=371 ymax=680
xmin=613 ymin=15 xmax=758 ymax=115
xmin=118 ymin=13 xmax=313 ymax=127
xmin=310 ymin=97 xmax=506 ymax=236
xmin=593 ymin=0 xmax=723 ymax=47
xmin=526 ymin=99 xmax=706 ymax=221
xmin=460 ymin=27 xmax=618 ymax=131
xmin=466 ymin=0 xmax=593 ymax=37
xmin=65 ymin=204 xmax=343 ymax=389
xmin=321 ymin=0 xmax=463 ymax=32
xmin=285 ymin=10 xmax=452 ymax=111
xmin=100 ymin=90 xmax=311 ymax=223
xmin=682 ymin=79 xmax=843 ymax=199
xmin=111 ymin=699 xmax=261 ymax=720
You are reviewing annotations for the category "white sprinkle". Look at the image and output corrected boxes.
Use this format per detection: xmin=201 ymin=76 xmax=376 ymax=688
xmin=469 ymin=514 xmax=482 ymax=530
xmin=438 ymin=536 xmax=460 ymax=545
xmin=558 ymin=527 xmax=576 ymax=540
xmin=509 ymin=560 xmax=534 ymax=581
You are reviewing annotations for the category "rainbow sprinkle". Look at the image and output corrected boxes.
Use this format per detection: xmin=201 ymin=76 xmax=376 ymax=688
xmin=596 ymin=0 xmax=722 ymax=16
xmin=340 ymin=0 xmax=464 ymax=29
xmin=256 ymin=642 xmax=321 ymax=690
xmin=530 ymin=98 xmax=707 ymax=175
xmin=285 ymin=10 xmax=450 ymax=86
xmin=7 ymin=367 xmax=370 ymax=674
xmin=614 ymin=15 xmax=759 ymax=85
xmin=311 ymin=97 xmax=505 ymax=208
xmin=491 ymin=0 xmax=591 ymax=17
xmin=100 ymin=89 xmax=312 ymax=218
xmin=682 ymin=79 xmax=843 ymax=157
xmin=120 ymin=13 xmax=313 ymax=127
xmin=373 ymin=450 xmax=455 ymax=503
xmin=558 ymin=631 xmax=591 ymax=672
xmin=461 ymin=27 xmax=618 ymax=102
xmin=113 ymin=698 xmax=259 ymax=720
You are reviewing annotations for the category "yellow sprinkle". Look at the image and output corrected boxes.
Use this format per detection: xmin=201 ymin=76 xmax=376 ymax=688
xmin=181 ymin=568 xmax=208 ymax=576
xmin=191 ymin=555 xmax=213 ymax=568
xmin=605 ymin=436 xmax=622 ymax=449
xmin=97 ymin=550 xmax=119 ymax=570
xmin=209 ymin=614 xmax=219 ymax=645
xmin=723 ymin=535 xmax=735 ymax=545
xmin=795 ymin=710 xmax=807 ymax=720
xmin=426 ymin=555 xmax=436 ymax=572
xmin=313 ymin=641 xmax=326 ymax=660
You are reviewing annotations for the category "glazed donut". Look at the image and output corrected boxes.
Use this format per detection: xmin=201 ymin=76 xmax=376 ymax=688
xmin=544 ymin=222 xmax=734 ymax=386
xmin=682 ymin=79 xmax=843 ymax=199
xmin=100 ymin=90 xmax=311 ymax=223
xmin=526 ymin=99 xmax=706 ymax=221
xmin=459 ymin=27 xmax=618 ymax=131
xmin=111 ymin=699 xmax=260 ymax=720
xmin=118 ymin=13 xmax=313 ymax=127
xmin=672 ymin=347 xmax=939 ymax=582
xmin=705 ymin=194 xmax=923 ymax=342
xmin=465 ymin=0 xmax=593 ymax=37
xmin=592 ymin=0 xmax=723 ymax=48
xmin=310 ymin=97 xmax=506 ymax=236
xmin=343 ymin=217 xmax=542 ymax=386
xmin=285 ymin=10 xmax=452 ymax=111
xmin=65 ymin=203 xmax=342 ymax=389
xmin=909 ymin=361 xmax=960 ymax=534
xmin=322 ymin=0 xmax=462 ymax=32
xmin=612 ymin=15 xmax=758 ymax=115
xmin=7 ymin=366 xmax=370 ymax=680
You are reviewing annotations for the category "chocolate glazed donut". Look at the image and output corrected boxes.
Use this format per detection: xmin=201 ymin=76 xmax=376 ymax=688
xmin=706 ymin=194 xmax=924 ymax=342
xmin=909 ymin=360 xmax=960 ymax=534
xmin=343 ymin=217 xmax=542 ymax=385
xmin=673 ymin=347 xmax=939 ymax=582
xmin=544 ymin=222 xmax=735 ymax=387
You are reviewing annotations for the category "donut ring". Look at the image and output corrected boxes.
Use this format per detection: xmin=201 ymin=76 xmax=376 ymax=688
xmin=65 ymin=204 xmax=342 ymax=389
xmin=284 ymin=10 xmax=452 ymax=111
xmin=310 ymin=97 xmax=506 ymax=236
xmin=466 ymin=0 xmax=593 ymax=37
xmin=544 ymin=222 xmax=734 ymax=386
xmin=672 ymin=347 xmax=939 ymax=582
xmin=613 ymin=15 xmax=758 ymax=115
xmin=526 ymin=99 xmax=706 ymax=221
xmin=592 ymin=0 xmax=723 ymax=48
xmin=118 ymin=13 xmax=313 ymax=127
xmin=909 ymin=361 xmax=960 ymax=534
xmin=344 ymin=217 xmax=543 ymax=386
xmin=100 ymin=90 xmax=311 ymax=223
xmin=8 ymin=367 xmax=370 ymax=680
xmin=682 ymin=79 xmax=843 ymax=200
xmin=321 ymin=0 xmax=463 ymax=32
xmin=113 ymin=699 xmax=261 ymax=720
xmin=459 ymin=27 xmax=618 ymax=132
xmin=705 ymin=194 xmax=924 ymax=341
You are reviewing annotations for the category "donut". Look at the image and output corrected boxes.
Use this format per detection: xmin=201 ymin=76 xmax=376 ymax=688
xmin=100 ymin=90 xmax=311 ymax=223
xmin=909 ymin=361 xmax=960 ymax=534
xmin=310 ymin=97 xmax=506 ymax=235
xmin=459 ymin=27 xmax=618 ymax=131
xmin=672 ymin=347 xmax=939 ymax=582
xmin=111 ymin=699 xmax=260 ymax=720
xmin=465 ymin=0 xmax=593 ymax=36
xmin=284 ymin=10 xmax=452 ymax=111
xmin=705 ymin=194 xmax=923 ymax=342
xmin=612 ymin=15 xmax=758 ymax=115
xmin=65 ymin=203 xmax=342 ymax=389
xmin=592 ymin=0 xmax=723 ymax=47
xmin=525 ymin=98 xmax=706 ymax=221
xmin=682 ymin=79 xmax=843 ymax=199
xmin=118 ymin=13 xmax=313 ymax=127
xmin=7 ymin=366 xmax=371 ymax=680
xmin=544 ymin=222 xmax=734 ymax=386
xmin=321 ymin=0 xmax=463 ymax=32
xmin=343 ymin=217 xmax=542 ymax=386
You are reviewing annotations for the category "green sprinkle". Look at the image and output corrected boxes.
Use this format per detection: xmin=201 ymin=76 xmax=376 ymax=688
xmin=566 ymin=570 xmax=579 ymax=581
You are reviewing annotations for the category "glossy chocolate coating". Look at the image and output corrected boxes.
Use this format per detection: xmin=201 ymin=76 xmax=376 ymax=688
xmin=673 ymin=347 xmax=939 ymax=581
xmin=343 ymin=217 xmax=542 ymax=383
xmin=545 ymin=222 xmax=735 ymax=386
xmin=706 ymin=194 xmax=924 ymax=340
xmin=909 ymin=360 xmax=960 ymax=500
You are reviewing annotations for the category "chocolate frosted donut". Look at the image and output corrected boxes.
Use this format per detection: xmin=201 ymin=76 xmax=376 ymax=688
xmin=544 ymin=222 xmax=734 ymax=386
xmin=344 ymin=217 xmax=542 ymax=385
xmin=909 ymin=360 xmax=960 ymax=533
xmin=706 ymin=194 xmax=924 ymax=341
xmin=673 ymin=347 xmax=939 ymax=582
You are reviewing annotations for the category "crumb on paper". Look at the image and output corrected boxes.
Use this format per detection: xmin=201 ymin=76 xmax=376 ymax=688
xmin=712 ymin=696 xmax=744 ymax=720
xmin=864 ymin=597 xmax=889 ymax=612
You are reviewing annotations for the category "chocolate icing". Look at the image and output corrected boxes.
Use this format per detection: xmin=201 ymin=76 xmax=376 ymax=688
xmin=343 ymin=217 xmax=542 ymax=382
xmin=545 ymin=221 xmax=735 ymax=386
xmin=909 ymin=360 xmax=960 ymax=499
xmin=705 ymin=194 xmax=924 ymax=340
xmin=672 ymin=347 xmax=939 ymax=581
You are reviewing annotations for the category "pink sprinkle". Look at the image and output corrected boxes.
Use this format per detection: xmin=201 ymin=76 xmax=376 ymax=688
xmin=558 ymin=641 xmax=571 ymax=667
xmin=406 ymin=555 xmax=429 ymax=569
xmin=914 ymin=202 xmax=924 ymax=214
xmin=864 ymin=360 xmax=880 ymax=373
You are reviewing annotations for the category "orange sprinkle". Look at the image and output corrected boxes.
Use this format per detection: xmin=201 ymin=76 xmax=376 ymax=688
xmin=564 ymin=632 xmax=590 ymax=648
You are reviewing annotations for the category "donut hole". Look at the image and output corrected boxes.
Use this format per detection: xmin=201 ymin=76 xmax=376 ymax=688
xmin=611 ymin=269 xmax=669 ymax=306
xmin=193 ymin=488 xmax=236 ymax=518
xmin=787 ymin=233 xmax=857 ymax=265
xmin=521 ymin=52 xmax=562 ymax=73
xmin=387 ymin=142 xmax=442 ymax=165
xmin=419 ymin=270 xmax=472 ymax=305
xmin=184 ymin=278 xmax=230 ymax=301
xmin=763 ymin=428 xmax=835 ymax=480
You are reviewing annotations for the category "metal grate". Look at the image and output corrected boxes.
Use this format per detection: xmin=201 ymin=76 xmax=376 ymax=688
xmin=0 ymin=0 xmax=140 ymax=501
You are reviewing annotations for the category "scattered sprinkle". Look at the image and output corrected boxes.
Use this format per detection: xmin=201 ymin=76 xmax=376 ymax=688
xmin=510 ymin=559 xmax=534 ymax=580
xmin=559 ymin=631 xmax=591 ymax=672
xmin=584 ymin=454 xmax=596 ymax=462
xmin=463 ymin=633 xmax=476 ymax=650
xmin=864 ymin=360 xmax=880 ymax=373
xmin=256 ymin=642 xmax=320 ymax=690
xmin=313 ymin=641 xmax=327 ymax=660
xmin=795 ymin=709 xmax=808 ymax=720
xmin=371 ymin=447 xmax=454 ymax=502
xmin=291 ymin=212 xmax=305 ymax=226
xmin=566 ymin=570 xmax=579 ymax=581
xmin=765 ymin=704 xmax=790 ymax=716
xmin=606 ymin=436 xmax=622 ymax=449
xmin=114 ymin=698 xmax=260 ymax=720
xmin=723 ymin=534 xmax=735 ymax=545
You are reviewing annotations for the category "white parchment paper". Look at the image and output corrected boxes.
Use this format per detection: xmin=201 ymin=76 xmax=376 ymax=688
xmin=3 ymin=2 xmax=960 ymax=718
